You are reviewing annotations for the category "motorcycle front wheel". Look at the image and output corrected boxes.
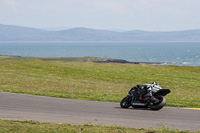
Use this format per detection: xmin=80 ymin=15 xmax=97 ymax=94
xmin=150 ymin=95 xmax=166 ymax=110
xmin=120 ymin=95 xmax=132 ymax=108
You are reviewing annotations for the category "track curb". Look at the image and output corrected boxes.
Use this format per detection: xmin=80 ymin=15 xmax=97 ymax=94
xmin=184 ymin=108 xmax=200 ymax=110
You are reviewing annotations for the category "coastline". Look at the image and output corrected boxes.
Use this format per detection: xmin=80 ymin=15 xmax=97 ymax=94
xmin=0 ymin=55 xmax=168 ymax=65
xmin=1 ymin=42 xmax=200 ymax=67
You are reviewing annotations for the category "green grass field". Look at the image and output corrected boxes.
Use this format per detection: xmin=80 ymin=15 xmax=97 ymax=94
xmin=0 ymin=120 xmax=198 ymax=133
xmin=0 ymin=57 xmax=200 ymax=107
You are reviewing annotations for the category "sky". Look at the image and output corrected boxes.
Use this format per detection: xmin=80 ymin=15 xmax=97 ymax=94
xmin=0 ymin=0 xmax=200 ymax=31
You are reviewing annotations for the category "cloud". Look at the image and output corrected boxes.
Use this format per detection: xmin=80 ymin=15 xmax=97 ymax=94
xmin=1 ymin=0 xmax=18 ymax=12
xmin=87 ymin=1 xmax=125 ymax=14
xmin=3 ymin=0 xmax=16 ymax=7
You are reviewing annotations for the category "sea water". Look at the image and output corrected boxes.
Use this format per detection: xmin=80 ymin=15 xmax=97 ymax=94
xmin=0 ymin=42 xmax=200 ymax=66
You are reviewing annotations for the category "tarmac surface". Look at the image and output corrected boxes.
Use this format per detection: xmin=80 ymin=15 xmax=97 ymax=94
xmin=0 ymin=92 xmax=199 ymax=131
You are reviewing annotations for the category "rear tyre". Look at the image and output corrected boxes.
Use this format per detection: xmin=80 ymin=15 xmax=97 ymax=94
xmin=150 ymin=95 xmax=166 ymax=110
xmin=120 ymin=96 xmax=132 ymax=108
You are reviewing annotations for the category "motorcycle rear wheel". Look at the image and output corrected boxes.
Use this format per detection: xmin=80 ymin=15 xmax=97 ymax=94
xmin=120 ymin=96 xmax=132 ymax=108
xmin=150 ymin=95 xmax=166 ymax=110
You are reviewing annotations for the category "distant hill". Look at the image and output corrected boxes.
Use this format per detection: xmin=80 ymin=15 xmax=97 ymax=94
xmin=1 ymin=24 xmax=200 ymax=42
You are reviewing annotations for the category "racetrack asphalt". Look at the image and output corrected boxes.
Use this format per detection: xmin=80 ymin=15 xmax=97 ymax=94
xmin=0 ymin=92 xmax=199 ymax=131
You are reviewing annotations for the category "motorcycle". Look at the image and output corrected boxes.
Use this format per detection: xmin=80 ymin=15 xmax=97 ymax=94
xmin=120 ymin=82 xmax=171 ymax=110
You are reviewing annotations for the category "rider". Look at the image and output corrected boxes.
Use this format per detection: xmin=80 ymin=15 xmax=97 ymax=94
xmin=136 ymin=82 xmax=159 ymax=98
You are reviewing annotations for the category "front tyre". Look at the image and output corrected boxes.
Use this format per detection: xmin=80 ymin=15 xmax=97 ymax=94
xmin=150 ymin=95 xmax=166 ymax=110
xmin=120 ymin=96 xmax=132 ymax=108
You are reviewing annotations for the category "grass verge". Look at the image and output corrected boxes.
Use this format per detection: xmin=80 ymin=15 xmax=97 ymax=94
xmin=0 ymin=120 xmax=198 ymax=133
xmin=0 ymin=57 xmax=200 ymax=108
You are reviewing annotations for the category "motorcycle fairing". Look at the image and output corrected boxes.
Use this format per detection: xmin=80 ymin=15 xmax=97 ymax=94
xmin=154 ymin=89 xmax=171 ymax=96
